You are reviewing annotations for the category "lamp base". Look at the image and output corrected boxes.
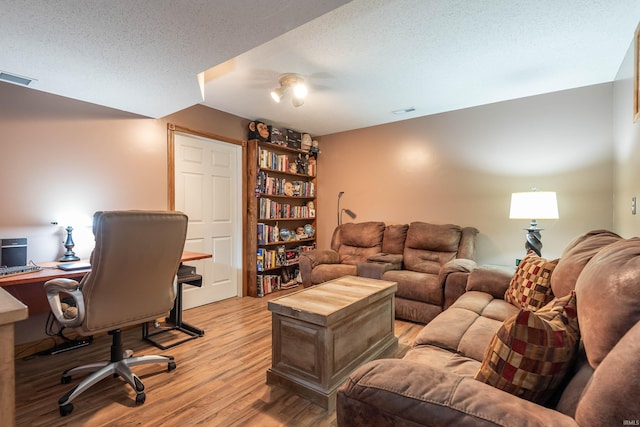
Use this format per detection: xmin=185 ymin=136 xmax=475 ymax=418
xmin=524 ymin=226 xmax=543 ymax=257
xmin=59 ymin=253 xmax=80 ymax=262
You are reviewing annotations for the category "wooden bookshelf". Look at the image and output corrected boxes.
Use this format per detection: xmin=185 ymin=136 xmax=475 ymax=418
xmin=246 ymin=139 xmax=317 ymax=297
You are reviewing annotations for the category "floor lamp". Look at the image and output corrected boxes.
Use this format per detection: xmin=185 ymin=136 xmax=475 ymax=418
xmin=337 ymin=191 xmax=357 ymax=226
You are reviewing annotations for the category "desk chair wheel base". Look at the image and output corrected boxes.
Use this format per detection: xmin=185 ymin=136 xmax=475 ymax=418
xmin=59 ymin=403 xmax=73 ymax=417
xmin=55 ymin=329 xmax=177 ymax=417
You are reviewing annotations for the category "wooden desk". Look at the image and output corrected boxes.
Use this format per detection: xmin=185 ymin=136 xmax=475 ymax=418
xmin=0 ymin=251 xmax=211 ymax=314
xmin=0 ymin=288 xmax=27 ymax=427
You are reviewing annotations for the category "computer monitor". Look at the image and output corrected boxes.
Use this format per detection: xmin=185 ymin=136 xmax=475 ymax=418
xmin=1 ymin=238 xmax=27 ymax=267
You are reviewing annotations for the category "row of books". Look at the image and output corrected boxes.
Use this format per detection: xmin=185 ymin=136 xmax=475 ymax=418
xmin=259 ymin=198 xmax=314 ymax=219
xmin=257 ymin=267 xmax=300 ymax=297
xmin=257 ymin=274 xmax=281 ymax=297
xmin=258 ymin=148 xmax=290 ymax=173
xmin=256 ymin=244 xmax=315 ymax=271
xmin=257 ymin=171 xmax=315 ymax=197
xmin=257 ymin=247 xmax=298 ymax=271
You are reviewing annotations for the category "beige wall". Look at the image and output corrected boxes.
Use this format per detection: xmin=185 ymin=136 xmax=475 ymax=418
xmin=0 ymin=82 xmax=247 ymax=263
xmin=317 ymin=84 xmax=614 ymax=266
xmin=613 ymin=39 xmax=640 ymax=235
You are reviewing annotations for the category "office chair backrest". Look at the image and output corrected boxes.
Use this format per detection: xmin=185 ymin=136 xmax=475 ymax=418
xmin=78 ymin=211 xmax=188 ymax=333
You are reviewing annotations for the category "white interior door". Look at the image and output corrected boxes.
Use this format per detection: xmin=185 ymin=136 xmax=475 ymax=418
xmin=174 ymin=132 xmax=241 ymax=308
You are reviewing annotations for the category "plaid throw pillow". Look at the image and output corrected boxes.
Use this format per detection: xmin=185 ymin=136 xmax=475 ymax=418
xmin=505 ymin=252 xmax=558 ymax=311
xmin=474 ymin=292 xmax=580 ymax=404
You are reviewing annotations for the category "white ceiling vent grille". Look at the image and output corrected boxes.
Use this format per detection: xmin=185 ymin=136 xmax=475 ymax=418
xmin=0 ymin=71 xmax=35 ymax=86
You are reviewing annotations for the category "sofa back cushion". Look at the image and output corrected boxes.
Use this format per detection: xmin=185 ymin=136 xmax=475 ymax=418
xmin=575 ymin=237 xmax=640 ymax=369
xmin=550 ymin=229 xmax=621 ymax=298
xmin=381 ymin=224 xmax=409 ymax=254
xmin=335 ymin=221 xmax=385 ymax=265
xmin=403 ymin=222 xmax=462 ymax=274
xmin=574 ymin=320 xmax=640 ymax=426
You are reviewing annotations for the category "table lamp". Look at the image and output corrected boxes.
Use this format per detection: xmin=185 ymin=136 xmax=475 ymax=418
xmin=509 ymin=190 xmax=559 ymax=257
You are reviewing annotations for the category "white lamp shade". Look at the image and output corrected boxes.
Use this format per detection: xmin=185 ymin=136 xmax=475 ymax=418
xmin=509 ymin=191 xmax=559 ymax=219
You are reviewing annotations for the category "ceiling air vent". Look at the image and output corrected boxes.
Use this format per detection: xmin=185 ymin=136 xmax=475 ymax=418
xmin=0 ymin=71 xmax=35 ymax=86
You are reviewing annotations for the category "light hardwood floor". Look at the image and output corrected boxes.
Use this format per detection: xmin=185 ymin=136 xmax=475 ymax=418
xmin=14 ymin=291 xmax=423 ymax=427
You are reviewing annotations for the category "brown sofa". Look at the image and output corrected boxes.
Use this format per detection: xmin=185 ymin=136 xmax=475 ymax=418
xmin=299 ymin=221 xmax=479 ymax=324
xmin=337 ymin=230 xmax=640 ymax=426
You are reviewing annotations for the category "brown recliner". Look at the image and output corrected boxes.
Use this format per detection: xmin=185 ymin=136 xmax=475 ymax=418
xmin=299 ymin=221 xmax=386 ymax=287
xmin=44 ymin=210 xmax=188 ymax=416
xmin=381 ymin=222 xmax=479 ymax=324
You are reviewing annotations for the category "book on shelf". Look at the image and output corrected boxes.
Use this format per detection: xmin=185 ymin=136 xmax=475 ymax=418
xmin=257 ymin=274 xmax=281 ymax=297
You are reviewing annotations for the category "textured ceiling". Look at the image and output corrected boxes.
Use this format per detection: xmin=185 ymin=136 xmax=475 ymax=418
xmin=0 ymin=0 xmax=349 ymax=118
xmin=2 ymin=1 xmax=640 ymax=136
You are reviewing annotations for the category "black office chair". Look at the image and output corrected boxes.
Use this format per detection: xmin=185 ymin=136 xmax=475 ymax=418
xmin=44 ymin=210 xmax=188 ymax=416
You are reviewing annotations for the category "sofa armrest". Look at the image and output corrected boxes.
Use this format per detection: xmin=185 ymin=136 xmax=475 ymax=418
xmin=299 ymin=249 xmax=340 ymax=287
xmin=440 ymin=258 xmax=477 ymax=308
xmin=357 ymin=253 xmax=404 ymax=279
xmin=466 ymin=265 xmax=514 ymax=299
xmin=337 ymin=359 xmax=578 ymax=427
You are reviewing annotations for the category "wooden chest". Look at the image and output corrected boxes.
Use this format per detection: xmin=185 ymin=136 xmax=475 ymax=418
xmin=267 ymin=275 xmax=397 ymax=411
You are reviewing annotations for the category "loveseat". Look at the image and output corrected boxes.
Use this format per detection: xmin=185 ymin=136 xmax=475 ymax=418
xmin=299 ymin=221 xmax=479 ymax=324
xmin=337 ymin=230 xmax=640 ymax=426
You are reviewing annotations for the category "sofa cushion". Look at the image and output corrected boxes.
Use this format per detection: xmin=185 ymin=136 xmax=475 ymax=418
xmin=575 ymin=237 xmax=640 ymax=369
xmin=336 ymin=222 xmax=385 ymax=264
xmin=403 ymin=222 xmax=462 ymax=273
xmin=550 ymin=229 xmax=622 ymax=298
xmin=383 ymin=269 xmax=443 ymax=306
xmin=413 ymin=291 xmax=518 ymax=362
xmin=474 ymin=292 xmax=580 ymax=404
xmin=381 ymin=223 xmax=408 ymax=255
xmin=404 ymin=344 xmax=481 ymax=377
xmin=504 ymin=252 xmax=558 ymax=311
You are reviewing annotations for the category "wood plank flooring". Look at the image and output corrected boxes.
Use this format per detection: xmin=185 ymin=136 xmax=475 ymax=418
xmin=14 ymin=291 xmax=423 ymax=427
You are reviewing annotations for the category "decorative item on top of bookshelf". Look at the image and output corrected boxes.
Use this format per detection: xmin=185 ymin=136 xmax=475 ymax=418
xmin=248 ymin=121 xmax=270 ymax=141
xmin=270 ymin=127 xmax=287 ymax=145
xmin=286 ymin=129 xmax=302 ymax=149
xmin=301 ymin=134 xmax=312 ymax=151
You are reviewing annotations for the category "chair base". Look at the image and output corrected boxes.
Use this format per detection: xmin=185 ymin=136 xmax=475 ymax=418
xmin=57 ymin=329 xmax=176 ymax=417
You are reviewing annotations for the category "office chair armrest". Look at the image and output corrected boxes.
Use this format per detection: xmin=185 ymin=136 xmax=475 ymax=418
xmin=44 ymin=278 xmax=86 ymax=327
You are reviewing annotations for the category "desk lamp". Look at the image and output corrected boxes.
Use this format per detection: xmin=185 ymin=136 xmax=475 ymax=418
xmin=509 ymin=190 xmax=559 ymax=257
xmin=52 ymin=222 xmax=80 ymax=262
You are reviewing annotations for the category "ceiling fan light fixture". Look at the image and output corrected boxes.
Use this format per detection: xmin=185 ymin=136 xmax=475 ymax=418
xmin=291 ymin=96 xmax=304 ymax=107
xmin=270 ymin=87 xmax=284 ymax=103
xmin=271 ymin=73 xmax=307 ymax=107
xmin=292 ymin=81 xmax=307 ymax=99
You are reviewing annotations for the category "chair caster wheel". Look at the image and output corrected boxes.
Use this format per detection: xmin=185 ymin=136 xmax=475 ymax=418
xmin=168 ymin=361 xmax=176 ymax=372
xmin=61 ymin=375 xmax=72 ymax=384
xmin=59 ymin=403 xmax=73 ymax=416
xmin=136 ymin=392 xmax=146 ymax=405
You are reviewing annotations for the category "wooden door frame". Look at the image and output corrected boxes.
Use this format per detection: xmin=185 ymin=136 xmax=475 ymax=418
xmin=167 ymin=123 xmax=248 ymax=296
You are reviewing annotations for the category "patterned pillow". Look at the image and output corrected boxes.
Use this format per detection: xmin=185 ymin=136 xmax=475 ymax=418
xmin=474 ymin=292 xmax=580 ymax=404
xmin=505 ymin=252 xmax=558 ymax=311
